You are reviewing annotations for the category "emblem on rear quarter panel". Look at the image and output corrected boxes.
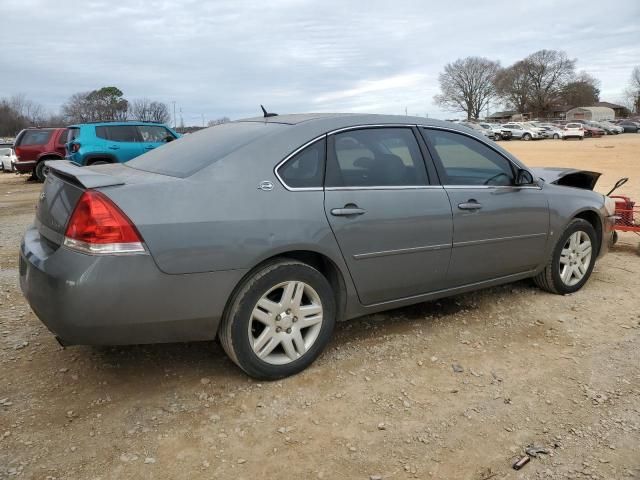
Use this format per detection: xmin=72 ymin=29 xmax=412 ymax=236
xmin=39 ymin=191 xmax=46 ymax=201
xmin=258 ymin=181 xmax=274 ymax=191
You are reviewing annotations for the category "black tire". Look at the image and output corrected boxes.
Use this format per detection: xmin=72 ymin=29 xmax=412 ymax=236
xmin=34 ymin=160 xmax=51 ymax=182
xmin=533 ymin=218 xmax=598 ymax=295
xmin=219 ymin=259 xmax=336 ymax=380
xmin=494 ymin=133 xmax=502 ymax=141
xmin=579 ymin=136 xmax=583 ymax=140
xmin=553 ymin=133 xmax=559 ymax=139
xmin=522 ymin=133 xmax=532 ymax=141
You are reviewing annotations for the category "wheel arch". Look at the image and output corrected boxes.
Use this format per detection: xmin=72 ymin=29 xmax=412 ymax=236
xmin=572 ymin=208 xmax=602 ymax=251
xmin=83 ymin=154 xmax=118 ymax=165
xmin=221 ymin=249 xmax=350 ymax=333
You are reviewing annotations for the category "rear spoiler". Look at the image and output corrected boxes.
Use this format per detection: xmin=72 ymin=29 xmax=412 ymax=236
xmin=46 ymin=160 xmax=125 ymax=189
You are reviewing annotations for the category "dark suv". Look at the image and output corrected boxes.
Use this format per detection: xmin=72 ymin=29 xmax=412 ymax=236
xmin=14 ymin=128 xmax=68 ymax=181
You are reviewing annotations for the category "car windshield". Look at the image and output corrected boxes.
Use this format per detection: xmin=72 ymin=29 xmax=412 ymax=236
xmin=127 ymin=121 xmax=287 ymax=177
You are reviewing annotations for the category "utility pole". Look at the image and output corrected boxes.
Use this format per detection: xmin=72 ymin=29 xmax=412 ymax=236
xmin=172 ymin=101 xmax=176 ymax=129
xmin=202 ymin=113 xmax=205 ymax=128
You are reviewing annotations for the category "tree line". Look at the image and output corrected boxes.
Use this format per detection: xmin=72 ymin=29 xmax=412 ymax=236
xmin=0 ymin=87 xmax=171 ymax=137
xmin=434 ymin=49 xmax=639 ymax=120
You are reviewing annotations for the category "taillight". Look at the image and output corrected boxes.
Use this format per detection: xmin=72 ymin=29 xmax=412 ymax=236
xmin=63 ymin=190 xmax=145 ymax=254
xmin=71 ymin=143 xmax=81 ymax=153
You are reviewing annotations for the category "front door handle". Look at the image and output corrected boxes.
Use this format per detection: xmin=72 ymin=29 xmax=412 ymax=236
xmin=108 ymin=145 xmax=120 ymax=150
xmin=458 ymin=200 xmax=482 ymax=211
xmin=330 ymin=206 xmax=366 ymax=217
xmin=144 ymin=145 xmax=155 ymax=150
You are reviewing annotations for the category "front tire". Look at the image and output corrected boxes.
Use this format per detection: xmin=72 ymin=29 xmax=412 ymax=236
xmin=219 ymin=259 xmax=336 ymax=380
xmin=534 ymin=218 xmax=597 ymax=294
xmin=553 ymin=133 xmax=560 ymax=139
xmin=522 ymin=133 xmax=532 ymax=141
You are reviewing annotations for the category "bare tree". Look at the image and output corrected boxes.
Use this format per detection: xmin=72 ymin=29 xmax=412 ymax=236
xmin=9 ymin=94 xmax=46 ymax=124
xmin=207 ymin=116 xmax=230 ymax=127
xmin=130 ymin=98 xmax=171 ymax=124
xmin=494 ymin=60 xmax=532 ymax=114
xmin=623 ymin=66 xmax=640 ymax=114
xmin=524 ymin=50 xmax=576 ymax=117
xmin=434 ymin=57 xmax=501 ymax=120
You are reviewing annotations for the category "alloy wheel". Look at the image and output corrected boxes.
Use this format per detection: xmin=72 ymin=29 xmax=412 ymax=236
xmin=559 ymin=231 xmax=592 ymax=286
xmin=249 ymin=281 xmax=323 ymax=365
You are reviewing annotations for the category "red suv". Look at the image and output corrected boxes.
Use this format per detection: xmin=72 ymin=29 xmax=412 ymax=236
xmin=14 ymin=128 xmax=68 ymax=181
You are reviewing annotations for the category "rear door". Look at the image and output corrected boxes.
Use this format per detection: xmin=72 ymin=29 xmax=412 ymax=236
xmin=323 ymin=127 xmax=453 ymax=305
xmin=54 ymin=129 xmax=67 ymax=156
xmin=99 ymin=125 xmax=143 ymax=161
xmin=137 ymin=125 xmax=177 ymax=154
xmin=421 ymin=128 xmax=549 ymax=287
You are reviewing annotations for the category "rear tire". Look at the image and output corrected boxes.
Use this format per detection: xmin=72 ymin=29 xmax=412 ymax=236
xmin=34 ymin=160 xmax=51 ymax=182
xmin=533 ymin=218 xmax=598 ymax=295
xmin=553 ymin=133 xmax=560 ymax=139
xmin=219 ymin=259 xmax=336 ymax=380
xmin=522 ymin=133 xmax=532 ymax=141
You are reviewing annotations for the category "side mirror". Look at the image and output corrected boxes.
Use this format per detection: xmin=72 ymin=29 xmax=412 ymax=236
xmin=516 ymin=169 xmax=535 ymax=186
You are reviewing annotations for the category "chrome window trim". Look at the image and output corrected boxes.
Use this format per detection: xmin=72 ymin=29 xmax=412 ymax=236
xmin=442 ymin=185 xmax=542 ymax=190
xmin=274 ymin=134 xmax=326 ymax=192
xmin=325 ymin=185 xmax=443 ymax=191
xmin=274 ymin=123 xmax=539 ymax=191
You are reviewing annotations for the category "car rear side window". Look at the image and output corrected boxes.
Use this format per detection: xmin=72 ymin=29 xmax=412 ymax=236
xmin=127 ymin=121 xmax=286 ymax=178
xmin=95 ymin=126 xmax=109 ymax=140
xmin=138 ymin=125 xmax=175 ymax=142
xmin=105 ymin=126 xmax=142 ymax=142
xmin=277 ymin=138 xmax=325 ymax=189
xmin=325 ymin=128 xmax=428 ymax=188
xmin=16 ymin=130 xmax=52 ymax=146
xmin=423 ymin=129 xmax=514 ymax=186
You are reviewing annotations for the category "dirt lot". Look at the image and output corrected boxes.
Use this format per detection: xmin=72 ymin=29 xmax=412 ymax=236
xmin=1 ymin=135 xmax=639 ymax=480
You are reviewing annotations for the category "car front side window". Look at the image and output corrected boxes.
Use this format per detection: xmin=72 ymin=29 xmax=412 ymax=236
xmin=423 ymin=129 xmax=514 ymax=186
xmin=325 ymin=128 xmax=428 ymax=188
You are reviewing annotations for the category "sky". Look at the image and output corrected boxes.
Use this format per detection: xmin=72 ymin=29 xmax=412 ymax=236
xmin=1 ymin=0 xmax=639 ymax=125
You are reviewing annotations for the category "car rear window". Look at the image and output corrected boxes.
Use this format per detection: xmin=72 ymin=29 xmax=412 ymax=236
xmin=67 ymin=127 xmax=81 ymax=143
xmin=127 ymin=121 xmax=286 ymax=177
xmin=16 ymin=130 xmax=52 ymax=146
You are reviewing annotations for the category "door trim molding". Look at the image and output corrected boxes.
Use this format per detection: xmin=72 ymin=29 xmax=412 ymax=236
xmin=353 ymin=243 xmax=451 ymax=260
xmin=453 ymin=232 xmax=547 ymax=248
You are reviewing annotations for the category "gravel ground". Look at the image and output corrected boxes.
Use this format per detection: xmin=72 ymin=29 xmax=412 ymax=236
xmin=1 ymin=135 xmax=639 ymax=480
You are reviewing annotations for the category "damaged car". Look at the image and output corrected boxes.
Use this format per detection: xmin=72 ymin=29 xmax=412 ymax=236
xmin=20 ymin=113 xmax=616 ymax=379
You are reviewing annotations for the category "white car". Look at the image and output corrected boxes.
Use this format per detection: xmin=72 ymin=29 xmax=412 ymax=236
xmin=562 ymin=123 xmax=585 ymax=140
xmin=501 ymin=122 xmax=544 ymax=140
xmin=0 ymin=147 xmax=17 ymax=172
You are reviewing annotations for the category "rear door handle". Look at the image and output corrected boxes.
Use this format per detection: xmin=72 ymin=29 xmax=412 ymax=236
xmin=330 ymin=207 xmax=366 ymax=217
xmin=458 ymin=201 xmax=482 ymax=211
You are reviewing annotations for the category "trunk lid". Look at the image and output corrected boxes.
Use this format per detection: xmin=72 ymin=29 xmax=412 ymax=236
xmin=35 ymin=161 xmax=167 ymax=247
xmin=532 ymin=167 xmax=601 ymax=191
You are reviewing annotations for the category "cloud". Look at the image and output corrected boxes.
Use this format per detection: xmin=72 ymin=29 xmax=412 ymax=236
xmin=0 ymin=0 xmax=638 ymax=122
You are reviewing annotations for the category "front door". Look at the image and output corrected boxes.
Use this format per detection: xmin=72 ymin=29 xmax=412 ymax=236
xmin=421 ymin=128 xmax=549 ymax=287
xmin=324 ymin=127 xmax=453 ymax=305
xmin=137 ymin=125 xmax=176 ymax=154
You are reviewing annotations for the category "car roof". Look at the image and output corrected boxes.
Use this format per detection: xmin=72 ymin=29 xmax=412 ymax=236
xmin=236 ymin=112 xmax=454 ymax=129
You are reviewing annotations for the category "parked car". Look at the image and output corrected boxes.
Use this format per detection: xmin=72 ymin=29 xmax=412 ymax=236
xmin=501 ymin=122 xmax=544 ymax=140
xmin=478 ymin=122 xmax=512 ymax=140
xmin=597 ymin=120 xmax=624 ymax=134
xmin=13 ymin=128 xmax=68 ymax=181
xmin=459 ymin=121 xmax=495 ymax=140
xmin=582 ymin=124 xmax=605 ymax=138
xmin=0 ymin=147 xmax=18 ymax=172
xmin=532 ymin=122 xmax=564 ymax=139
xmin=587 ymin=121 xmax=617 ymax=135
xmin=562 ymin=123 xmax=586 ymax=140
xmin=20 ymin=113 xmax=615 ymax=379
xmin=615 ymin=120 xmax=640 ymax=133
xmin=66 ymin=122 xmax=180 ymax=166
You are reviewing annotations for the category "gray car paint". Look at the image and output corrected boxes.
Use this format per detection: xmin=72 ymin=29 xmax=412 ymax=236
xmin=21 ymin=113 xmax=614 ymax=346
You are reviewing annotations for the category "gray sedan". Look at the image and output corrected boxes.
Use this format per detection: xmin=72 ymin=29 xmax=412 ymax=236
xmin=20 ymin=113 xmax=616 ymax=379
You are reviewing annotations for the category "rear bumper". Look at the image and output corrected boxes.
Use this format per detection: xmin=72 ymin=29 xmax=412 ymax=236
xmin=601 ymin=214 xmax=616 ymax=257
xmin=14 ymin=160 xmax=36 ymax=173
xmin=19 ymin=225 xmax=246 ymax=346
